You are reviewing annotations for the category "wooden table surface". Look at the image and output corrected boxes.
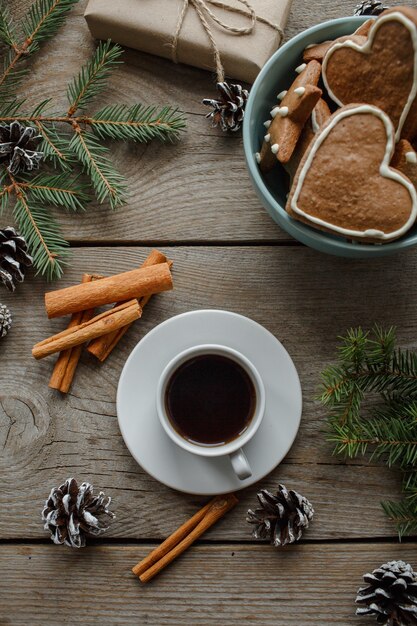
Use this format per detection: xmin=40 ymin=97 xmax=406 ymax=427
xmin=1 ymin=1 xmax=417 ymax=624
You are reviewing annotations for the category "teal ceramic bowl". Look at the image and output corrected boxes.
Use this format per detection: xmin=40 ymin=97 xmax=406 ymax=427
xmin=243 ymin=16 xmax=417 ymax=258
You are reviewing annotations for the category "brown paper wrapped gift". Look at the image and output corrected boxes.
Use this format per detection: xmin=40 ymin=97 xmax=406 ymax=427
xmin=84 ymin=0 xmax=293 ymax=84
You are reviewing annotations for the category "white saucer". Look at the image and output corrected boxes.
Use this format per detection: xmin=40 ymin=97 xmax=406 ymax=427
xmin=117 ymin=310 xmax=302 ymax=495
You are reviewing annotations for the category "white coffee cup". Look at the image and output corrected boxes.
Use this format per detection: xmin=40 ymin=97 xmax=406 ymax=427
xmin=156 ymin=344 xmax=265 ymax=480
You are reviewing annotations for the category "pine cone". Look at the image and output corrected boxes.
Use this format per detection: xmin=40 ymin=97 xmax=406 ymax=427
xmin=202 ymin=81 xmax=249 ymax=132
xmin=0 ymin=226 xmax=33 ymax=292
xmin=0 ymin=303 xmax=12 ymax=338
xmin=42 ymin=478 xmax=115 ymax=548
xmin=246 ymin=485 xmax=314 ymax=547
xmin=0 ymin=121 xmax=43 ymax=174
xmin=354 ymin=0 xmax=389 ymax=16
xmin=356 ymin=560 xmax=417 ymax=626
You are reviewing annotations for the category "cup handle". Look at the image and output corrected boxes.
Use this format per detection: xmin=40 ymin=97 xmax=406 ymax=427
xmin=229 ymin=448 xmax=252 ymax=480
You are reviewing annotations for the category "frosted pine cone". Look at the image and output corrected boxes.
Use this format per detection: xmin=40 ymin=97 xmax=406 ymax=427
xmin=247 ymin=485 xmax=314 ymax=547
xmin=354 ymin=1 xmax=388 ymax=16
xmin=0 ymin=121 xmax=43 ymax=174
xmin=356 ymin=560 xmax=417 ymax=625
xmin=203 ymin=82 xmax=249 ymax=132
xmin=0 ymin=226 xmax=33 ymax=291
xmin=0 ymin=303 xmax=12 ymax=338
xmin=42 ymin=478 xmax=115 ymax=548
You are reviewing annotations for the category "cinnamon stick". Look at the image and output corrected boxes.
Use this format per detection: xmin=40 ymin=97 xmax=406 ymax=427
xmin=87 ymin=250 xmax=172 ymax=362
xmin=33 ymin=300 xmax=141 ymax=360
xmin=45 ymin=263 xmax=173 ymax=318
xmin=132 ymin=494 xmax=238 ymax=584
xmin=132 ymin=499 xmax=214 ymax=578
xmin=49 ymin=274 xmax=98 ymax=393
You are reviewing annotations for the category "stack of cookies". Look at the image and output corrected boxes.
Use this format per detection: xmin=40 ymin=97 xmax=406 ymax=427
xmin=256 ymin=6 xmax=417 ymax=244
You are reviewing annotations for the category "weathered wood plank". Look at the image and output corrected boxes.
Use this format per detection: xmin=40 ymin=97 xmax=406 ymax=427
xmin=1 ymin=543 xmax=416 ymax=625
xmin=1 ymin=246 xmax=415 ymax=540
xmin=6 ymin=0 xmax=415 ymax=244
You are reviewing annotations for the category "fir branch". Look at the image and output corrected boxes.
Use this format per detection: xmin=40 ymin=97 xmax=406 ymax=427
xmin=21 ymin=0 xmax=80 ymax=52
xmin=329 ymin=419 xmax=417 ymax=468
xmin=67 ymin=40 xmax=122 ymax=116
xmin=0 ymin=4 xmax=18 ymax=50
xmin=321 ymin=326 xmax=417 ymax=537
xmin=0 ymin=49 xmax=30 ymax=101
xmin=10 ymin=174 xmax=68 ymax=280
xmin=35 ymin=121 xmax=73 ymax=170
xmin=18 ymin=172 xmax=89 ymax=211
xmin=69 ymin=128 xmax=126 ymax=208
xmin=0 ymin=3 xmax=186 ymax=278
xmin=0 ymin=0 xmax=78 ymax=100
xmin=0 ymin=98 xmax=27 ymax=117
xmin=382 ymin=497 xmax=417 ymax=538
xmin=88 ymin=104 xmax=186 ymax=142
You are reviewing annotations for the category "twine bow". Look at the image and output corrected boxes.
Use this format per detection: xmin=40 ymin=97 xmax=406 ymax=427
xmin=172 ymin=0 xmax=284 ymax=82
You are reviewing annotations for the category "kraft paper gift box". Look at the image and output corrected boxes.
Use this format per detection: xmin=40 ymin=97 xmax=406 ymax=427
xmin=84 ymin=0 xmax=293 ymax=84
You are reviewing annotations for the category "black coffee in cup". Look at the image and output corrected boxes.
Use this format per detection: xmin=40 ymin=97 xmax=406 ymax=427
xmin=164 ymin=354 xmax=256 ymax=446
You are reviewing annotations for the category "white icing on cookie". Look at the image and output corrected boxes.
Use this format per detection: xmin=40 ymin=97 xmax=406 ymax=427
xmin=255 ymin=152 xmax=261 ymax=163
xmin=264 ymin=133 xmax=270 ymax=142
xmin=304 ymin=43 xmax=317 ymax=49
xmin=278 ymin=106 xmax=289 ymax=117
xmin=322 ymin=11 xmax=417 ymax=141
xmin=271 ymin=143 xmax=279 ymax=154
xmin=311 ymin=108 xmax=320 ymax=133
xmin=270 ymin=106 xmax=280 ymax=118
xmin=263 ymin=120 xmax=271 ymax=129
xmin=406 ymin=150 xmax=417 ymax=163
xmin=294 ymin=87 xmax=306 ymax=96
xmin=277 ymin=90 xmax=287 ymax=100
xmin=290 ymin=104 xmax=417 ymax=240
xmin=363 ymin=229 xmax=385 ymax=237
xmin=295 ymin=63 xmax=307 ymax=74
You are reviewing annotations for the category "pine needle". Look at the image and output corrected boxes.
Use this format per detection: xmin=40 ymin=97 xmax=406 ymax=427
xmin=67 ymin=40 xmax=123 ymax=116
xmin=35 ymin=122 xmax=74 ymax=171
xmin=21 ymin=0 xmax=80 ymax=52
xmin=12 ymin=187 xmax=68 ymax=280
xmin=0 ymin=1 xmax=187 ymax=278
xmin=69 ymin=129 xmax=127 ymax=208
xmin=320 ymin=325 xmax=417 ymax=538
xmin=19 ymin=172 xmax=89 ymax=211
xmin=0 ymin=3 xmax=17 ymax=49
xmin=0 ymin=0 xmax=79 ymax=100
xmin=88 ymin=104 xmax=186 ymax=142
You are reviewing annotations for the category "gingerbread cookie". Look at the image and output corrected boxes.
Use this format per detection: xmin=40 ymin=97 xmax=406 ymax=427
xmin=311 ymin=98 xmax=331 ymax=133
xmin=257 ymin=60 xmax=322 ymax=172
xmin=322 ymin=7 xmax=417 ymax=141
xmin=284 ymin=99 xmax=331 ymax=182
xmin=354 ymin=19 xmax=375 ymax=37
xmin=283 ymin=124 xmax=315 ymax=184
xmin=303 ymin=35 xmax=367 ymax=63
xmin=391 ymin=138 xmax=417 ymax=187
xmin=286 ymin=104 xmax=417 ymax=243
xmin=401 ymin=94 xmax=417 ymax=140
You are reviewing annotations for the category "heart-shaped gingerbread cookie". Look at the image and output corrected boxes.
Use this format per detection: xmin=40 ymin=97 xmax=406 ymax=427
xmin=322 ymin=7 xmax=417 ymax=141
xmin=286 ymin=104 xmax=417 ymax=242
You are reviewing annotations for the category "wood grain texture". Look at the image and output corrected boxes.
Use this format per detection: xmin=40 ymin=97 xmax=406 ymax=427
xmin=1 ymin=246 xmax=416 ymax=540
xmin=1 ymin=543 xmax=416 ymax=625
xmin=4 ymin=0 xmax=415 ymax=244
xmin=3 ymin=2 xmax=417 ymax=623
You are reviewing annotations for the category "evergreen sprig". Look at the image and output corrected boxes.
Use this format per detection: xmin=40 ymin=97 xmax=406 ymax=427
xmin=0 ymin=0 xmax=186 ymax=279
xmin=0 ymin=4 xmax=17 ymax=49
xmin=67 ymin=39 xmax=123 ymax=115
xmin=320 ymin=326 xmax=417 ymax=538
xmin=69 ymin=130 xmax=127 ymax=208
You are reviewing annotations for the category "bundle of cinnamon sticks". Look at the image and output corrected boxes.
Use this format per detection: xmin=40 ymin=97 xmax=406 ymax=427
xmin=32 ymin=249 xmax=173 ymax=393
